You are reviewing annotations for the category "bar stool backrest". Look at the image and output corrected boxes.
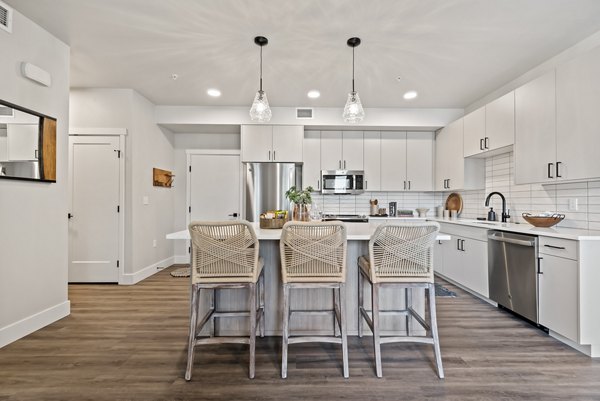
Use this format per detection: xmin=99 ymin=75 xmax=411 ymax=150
xmin=368 ymin=222 xmax=440 ymax=281
xmin=280 ymin=221 xmax=347 ymax=283
xmin=188 ymin=220 xmax=260 ymax=283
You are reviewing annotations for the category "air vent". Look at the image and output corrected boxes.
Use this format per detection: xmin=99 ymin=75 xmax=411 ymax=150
xmin=0 ymin=106 xmax=13 ymax=117
xmin=296 ymin=108 xmax=314 ymax=119
xmin=0 ymin=1 xmax=13 ymax=33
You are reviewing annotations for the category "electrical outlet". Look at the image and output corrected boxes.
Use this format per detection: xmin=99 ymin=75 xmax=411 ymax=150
xmin=143 ymin=196 xmax=150 ymax=205
xmin=568 ymin=198 xmax=578 ymax=211
xmin=152 ymin=239 xmax=157 ymax=247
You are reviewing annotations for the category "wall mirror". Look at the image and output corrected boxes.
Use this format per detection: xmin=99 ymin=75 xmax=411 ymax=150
xmin=0 ymin=99 xmax=56 ymax=182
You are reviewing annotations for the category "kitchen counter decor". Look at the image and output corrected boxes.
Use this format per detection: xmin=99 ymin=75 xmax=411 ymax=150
xmin=522 ymin=212 xmax=565 ymax=228
xmin=285 ymin=185 xmax=314 ymax=222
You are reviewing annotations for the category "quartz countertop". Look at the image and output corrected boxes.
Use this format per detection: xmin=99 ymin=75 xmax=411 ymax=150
xmin=167 ymin=222 xmax=451 ymax=241
xmin=428 ymin=217 xmax=600 ymax=241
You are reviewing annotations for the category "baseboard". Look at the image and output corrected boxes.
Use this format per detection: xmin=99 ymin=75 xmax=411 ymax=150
xmin=120 ymin=256 xmax=175 ymax=285
xmin=0 ymin=301 xmax=70 ymax=348
xmin=174 ymin=255 xmax=189 ymax=264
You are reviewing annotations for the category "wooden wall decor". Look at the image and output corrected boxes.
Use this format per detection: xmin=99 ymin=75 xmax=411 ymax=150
xmin=153 ymin=168 xmax=174 ymax=187
xmin=41 ymin=117 xmax=57 ymax=181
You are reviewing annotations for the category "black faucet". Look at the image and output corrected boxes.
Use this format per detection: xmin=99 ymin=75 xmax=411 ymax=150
xmin=485 ymin=191 xmax=510 ymax=223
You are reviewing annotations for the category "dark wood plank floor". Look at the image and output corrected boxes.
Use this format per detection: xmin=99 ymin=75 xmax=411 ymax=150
xmin=1 ymin=266 xmax=599 ymax=401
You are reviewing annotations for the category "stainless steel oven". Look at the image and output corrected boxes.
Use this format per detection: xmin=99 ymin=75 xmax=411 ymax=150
xmin=321 ymin=170 xmax=364 ymax=195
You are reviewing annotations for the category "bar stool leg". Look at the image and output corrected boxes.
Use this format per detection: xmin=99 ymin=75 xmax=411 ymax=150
xmin=372 ymin=282 xmax=382 ymax=378
xmin=358 ymin=268 xmax=364 ymax=338
xmin=185 ymin=284 xmax=199 ymax=381
xmin=332 ymin=288 xmax=337 ymax=336
xmin=259 ymin=271 xmax=265 ymax=338
xmin=281 ymin=284 xmax=290 ymax=379
xmin=339 ymin=283 xmax=349 ymax=378
xmin=249 ymin=283 xmax=257 ymax=379
xmin=428 ymin=283 xmax=444 ymax=379
xmin=405 ymin=288 xmax=412 ymax=336
xmin=209 ymin=288 xmax=216 ymax=337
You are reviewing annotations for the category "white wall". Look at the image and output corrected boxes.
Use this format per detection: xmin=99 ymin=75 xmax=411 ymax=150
xmin=69 ymin=88 xmax=175 ymax=283
xmin=172 ymin=133 xmax=240 ymax=259
xmin=130 ymin=91 xmax=175 ymax=275
xmin=0 ymin=10 xmax=70 ymax=347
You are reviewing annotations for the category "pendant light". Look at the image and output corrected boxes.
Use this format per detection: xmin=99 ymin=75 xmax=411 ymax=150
xmin=249 ymin=36 xmax=272 ymax=122
xmin=342 ymin=37 xmax=365 ymax=123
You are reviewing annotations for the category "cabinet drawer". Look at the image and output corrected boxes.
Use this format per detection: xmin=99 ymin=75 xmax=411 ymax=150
xmin=539 ymin=236 xmax=578 ymax=260
xmin=437 ymin=222 xmax=488 ymax=242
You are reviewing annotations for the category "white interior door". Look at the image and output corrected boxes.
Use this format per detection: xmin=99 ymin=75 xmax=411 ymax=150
xmin=189 ymin=153 xmax=241 ymax=221
xmin=68 ymin=136 xmax=120 ymax=282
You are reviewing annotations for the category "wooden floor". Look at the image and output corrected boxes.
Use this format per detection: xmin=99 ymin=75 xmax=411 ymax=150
xmin=1 ymin=266 xmax=599 ymax=401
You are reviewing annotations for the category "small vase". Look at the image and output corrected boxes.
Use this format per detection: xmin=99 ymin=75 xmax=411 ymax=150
xmin=292 ymin=204 xmax=309 ymax=222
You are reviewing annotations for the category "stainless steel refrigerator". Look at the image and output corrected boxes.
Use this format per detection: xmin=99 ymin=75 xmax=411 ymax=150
xmin=245 ymin=163 xmax=302 ymax=222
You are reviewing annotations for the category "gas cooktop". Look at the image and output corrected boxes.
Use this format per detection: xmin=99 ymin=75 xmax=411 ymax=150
xmin=321 ymin=214 xmax=369 ymax=223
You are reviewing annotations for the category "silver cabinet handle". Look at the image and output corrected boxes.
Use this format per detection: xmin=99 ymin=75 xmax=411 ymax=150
xmin=343 ymin=160 xmax=346 ymax=169
xmin=273 ymin=150 xmax=276 ymax=161
xmin=268 ymin=150 xmax=271 ymax=161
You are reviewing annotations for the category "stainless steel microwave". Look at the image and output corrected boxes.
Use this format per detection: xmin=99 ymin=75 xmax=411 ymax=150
xmin=321 ymin=170 xmax=364 ymax=195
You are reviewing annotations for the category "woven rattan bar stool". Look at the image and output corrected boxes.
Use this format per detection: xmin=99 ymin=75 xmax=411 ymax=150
xmin=185 ymin=221 xmax=265 ymax=380
xmin=279 ymin=221 xmax=349 ymax=378
xmin=357 ymin=222 xmax=444 ymax=379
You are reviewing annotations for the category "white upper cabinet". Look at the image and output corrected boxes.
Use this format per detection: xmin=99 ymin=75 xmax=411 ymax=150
xmin=486 ymin=91 xmax=515 ymax=152
xmin=363 ymin=131 xmax=381 ymax=191
xmin=320 ymin=131 xmax=363 ymax=171
xmin=435 ymin=119 xmax=484 ymax=191
xmin=463 ymin=106 xmax=486 ymax=157
xmin=556 ymin=44 xmax=600 ymax=181
xmin=342 ymin=131 xmax=364 ymax=170
xmin=241 ymin=125 xmax=303 ymax=163
xmin=514 ymin=71 xmax=556 ymax=184
xmin=272 ymin=125 xmax=303 ymax=162
xmin=463 ymin=91 xmax=514 ymax=158
xmin=381 ymin=131 xmax=407 ymax=191
xmin=406 ymin=132 xmax=434 ymax=191
xmin=302 ymin=131 xmax=321 ymax=190
xmin=6 ymin=124 xmax=39 ymax=161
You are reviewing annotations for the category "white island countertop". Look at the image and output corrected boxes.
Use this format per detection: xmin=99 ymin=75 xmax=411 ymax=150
xmin=167 ymin=222 xmax=451 ymax=241
xmin=429 ymin=217 xmax=600 ymax=241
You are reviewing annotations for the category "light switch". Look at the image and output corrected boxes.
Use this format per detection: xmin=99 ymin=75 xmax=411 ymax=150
xmin=143 ymin=196 xmax=149 ymax=205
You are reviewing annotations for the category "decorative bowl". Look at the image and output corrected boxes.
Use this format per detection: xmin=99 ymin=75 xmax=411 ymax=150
xmin=416 ymin=208 xmax=429 ymax=217
xmin=522 ymin=213 xmax=565 ymax=228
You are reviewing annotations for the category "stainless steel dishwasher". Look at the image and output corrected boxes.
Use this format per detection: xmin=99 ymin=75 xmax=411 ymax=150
xmin=488 ymin=231 xmax=539 ymax=323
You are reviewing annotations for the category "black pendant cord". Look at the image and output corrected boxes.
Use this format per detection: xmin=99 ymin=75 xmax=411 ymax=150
xmin=259 ymin=45 xmax=263 ymax=92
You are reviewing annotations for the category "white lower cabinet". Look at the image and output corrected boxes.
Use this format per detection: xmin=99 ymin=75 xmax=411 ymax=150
xmin=441 ymin=235 xmax=488 ymax=297
xmin=538 ymin=253 xmax=578 ymax=342
xmin=433 ymin=237 xmax=448 ymax=275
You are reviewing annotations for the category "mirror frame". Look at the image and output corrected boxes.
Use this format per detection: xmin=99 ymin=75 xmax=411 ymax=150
xmin=0 ymin=99 xmax=57 ymax=183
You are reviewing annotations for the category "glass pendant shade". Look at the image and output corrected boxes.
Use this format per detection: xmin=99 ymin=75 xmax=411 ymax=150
xmin=249 ymin=90 xmax=272 ymax=122
xmin=343 ymin=91 xmax=365 ymax=123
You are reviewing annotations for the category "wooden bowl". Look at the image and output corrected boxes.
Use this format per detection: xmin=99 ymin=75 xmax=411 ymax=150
xmin=522 ymin=213 xmax=565 ymax=228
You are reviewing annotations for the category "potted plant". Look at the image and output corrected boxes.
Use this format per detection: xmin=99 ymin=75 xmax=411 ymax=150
xmin=285 ymin=185 xmax=314 ymax=221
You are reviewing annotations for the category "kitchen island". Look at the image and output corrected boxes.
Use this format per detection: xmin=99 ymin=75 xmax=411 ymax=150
xmin=167 ymin=222 xmax=450 ymax=337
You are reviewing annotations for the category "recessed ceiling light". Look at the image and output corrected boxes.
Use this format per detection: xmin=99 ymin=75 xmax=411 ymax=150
xmin=403 ymin=90 xmax=418 ymax=100
xmin=207 ymin=88 xmax=221 ymax=97
xmin=307 ymin=90 xmax=320 ymax=99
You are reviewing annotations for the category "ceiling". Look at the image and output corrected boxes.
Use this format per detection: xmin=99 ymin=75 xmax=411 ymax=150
xmin=7 ymin=0 xmax=600 ymax=108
